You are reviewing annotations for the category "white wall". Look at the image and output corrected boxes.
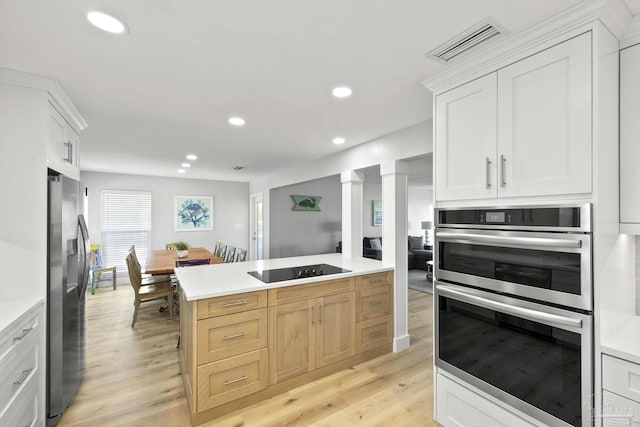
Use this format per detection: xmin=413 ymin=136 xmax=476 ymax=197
xmin=251 ymin=120 xmax=432 ymax=259
xmin=269 ymin=175 xmax=341 ymax=258
xmin=408 ymin=186 xmax=433 ymax=242
xmin=81 ymin=171 xmax=250 ymax=253
xmin=363 ymin=182 xmax=382 ymax=238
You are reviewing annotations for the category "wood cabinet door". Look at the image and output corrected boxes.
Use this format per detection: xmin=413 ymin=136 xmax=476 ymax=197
xmin=497 ymin=32 xmax=591 ymax=198
xmin=435 ymin=73 xmax=497 ymax=201
xmin=316 ymin=292 xmax=355 ymax=368
xmin=620 ymin=43 xmax=640 ymax=224
xmin=268 ymin=300 xmax=316 ymax=384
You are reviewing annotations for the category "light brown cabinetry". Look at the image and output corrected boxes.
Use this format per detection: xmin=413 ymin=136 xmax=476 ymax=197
xmin=268 ymin=290 xmax=355 ymax=384
xmin=181 ymin=289 xmax=269 ymax=417
xmin=355 ymin=272 xmax=394 ymax=354
xmin=180 ymin=272 xmax=393 ymax=425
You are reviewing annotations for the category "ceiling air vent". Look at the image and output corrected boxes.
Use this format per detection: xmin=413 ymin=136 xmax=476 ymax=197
xmin=426 ymin=17 xmax=504 ymax=64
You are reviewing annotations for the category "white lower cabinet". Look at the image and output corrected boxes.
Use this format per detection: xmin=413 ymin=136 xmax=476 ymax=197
xmin=0 ymin=301 xmax=43 ymax=427
xmin=436 ymin=372 xmax=536 ymax=427
xmin=602 ymin=355 xmax=640 ymax=426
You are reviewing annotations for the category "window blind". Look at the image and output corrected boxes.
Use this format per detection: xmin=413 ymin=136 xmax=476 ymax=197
xmin=101 ymin=190 xmax=152 ymax=272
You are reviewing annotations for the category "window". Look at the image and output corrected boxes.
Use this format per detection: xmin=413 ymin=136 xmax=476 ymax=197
xmin=101 ymin=190 xmax=152 ymax=272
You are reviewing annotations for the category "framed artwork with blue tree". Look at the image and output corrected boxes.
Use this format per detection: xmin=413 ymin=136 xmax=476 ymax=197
xmin=175 ymin=196 xmax=213 ymax=231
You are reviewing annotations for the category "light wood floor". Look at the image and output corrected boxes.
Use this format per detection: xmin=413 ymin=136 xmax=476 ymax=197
xmin=58 ymin=283 xmax=435 ymax=427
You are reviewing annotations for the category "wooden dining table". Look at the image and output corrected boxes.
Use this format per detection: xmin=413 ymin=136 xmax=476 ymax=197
xmin=144 ymin=247 xmax=224 ymax=275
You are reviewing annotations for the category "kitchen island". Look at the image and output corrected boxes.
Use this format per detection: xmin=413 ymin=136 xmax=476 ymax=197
xmin=175 ymin=254 xmax=395 ymax=425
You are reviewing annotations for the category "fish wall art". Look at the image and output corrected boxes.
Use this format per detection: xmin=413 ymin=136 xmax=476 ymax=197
xmin=291 ymin=195 xmax=322 ymax=211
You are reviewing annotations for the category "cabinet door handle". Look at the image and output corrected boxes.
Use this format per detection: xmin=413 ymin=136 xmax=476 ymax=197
xmin=222 ymin=332 xmax=247 ymax=340
xmin=486 ymin=157 xmax=492 ymax=189
xmin=319 ymin=305 xmax=323 ymax=324
xmin=500 ymin=154 xmax=506 ymax=187
xmin=369 ymin=301 xmax=384 ymax=307
xmin=368 ymin=278 xmax=385 ymax=284
xmin=13 ymin=368 xmax=33 ymax=386
xmin=69 ymin=142 xmax=73 ymax=164
xmin=369 ymin=331 xmax=385 ymax=338
xmin=13 ymin=327 xmax=33 ymax=343
xmin=311 ymin=306 xmax=314 ymax=325
xmin=224 ymin=375 xmax=248 ymax=385
xmin=222 ymin=301 xmax=247 ymax=308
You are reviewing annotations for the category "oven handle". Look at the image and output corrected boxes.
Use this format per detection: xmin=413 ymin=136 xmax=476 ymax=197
xmin=437 ymin=284 xmax=583 ymax=328
xmin=435 ymin=231 xmax=582 ymax=249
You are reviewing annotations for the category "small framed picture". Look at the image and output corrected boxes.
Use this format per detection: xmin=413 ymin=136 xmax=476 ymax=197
xmin=372 ymin=200 xmax=382 ymax=226
xmin=175 ymin=196 xmax=213 ymax=231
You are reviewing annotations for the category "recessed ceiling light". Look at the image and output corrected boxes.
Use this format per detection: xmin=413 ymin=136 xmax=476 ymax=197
xmin=332 ymin=137 xmax=346 ymax=145
xmin=186 ymin=154 xmax=198 ymax=161
xmin=177 ymin=169 xmax=186 ymax=174
xmin=87 ymin=11 xmax=128 ymax=34
xmin=332 ymin=87 xmax=352 ymax=98
xmin=228 ymin=117 xmax=246 ymax=126
xmin=181 ymin=163 xmax=191 ymax=168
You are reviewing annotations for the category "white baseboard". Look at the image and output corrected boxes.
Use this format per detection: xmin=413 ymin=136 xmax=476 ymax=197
xmin=393 ymin=334 xmax=411 ymax=352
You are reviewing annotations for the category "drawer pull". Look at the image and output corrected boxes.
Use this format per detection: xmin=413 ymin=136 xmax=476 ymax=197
xmin=368 ymin=301 xmax=384 ymax=307
xmin=368 ymin=278 xmax=385 ymax=284
xmin=222 ymin=301 xmax=247 ymax=308
xmin=13 ymin=368 xmax=33 ymax=386
xmin=222 ymin=332 xmax=247 ymax=340
xmin=13 ymin=327 xmax=34 ymax=343
xmin=369 ymin=331 xmax=385 ymax=338
xmin=224 ymin=375 xmax=248 ymax=385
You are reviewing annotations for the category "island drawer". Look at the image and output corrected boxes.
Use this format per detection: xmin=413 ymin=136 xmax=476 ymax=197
xmin=197 ymin=308 xmax=268 ymax=365
xmin=356 ymin=315 xmax=393 ymax=354
xmin=197 ymin=348 xmax=268 ymax=411
xmin=356 ymin=271 xmax=393 ymax=288
xmin=197 ymin=291 xmax=267 ymax=319
xmin=603 ymin=354 xmax=640 ymax=403
xmin=268 ymin=277 xmax=355 ymax=306
xmin=356 ymin=280 xmax=393 ymax=321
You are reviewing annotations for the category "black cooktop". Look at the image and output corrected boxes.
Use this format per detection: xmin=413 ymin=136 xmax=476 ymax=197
xmin=248 ymin=263 xmax=351 ymax=283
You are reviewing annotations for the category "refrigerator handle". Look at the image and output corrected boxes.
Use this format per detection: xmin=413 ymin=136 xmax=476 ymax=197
xmin=78 ymin=215 xmax=91 ymax=299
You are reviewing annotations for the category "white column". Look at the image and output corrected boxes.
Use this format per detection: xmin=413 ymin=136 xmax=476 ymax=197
xmin=380 ymin=160 xmax=410 ymax=352
xmin=341 ymin=171 xmax=364 ymax=258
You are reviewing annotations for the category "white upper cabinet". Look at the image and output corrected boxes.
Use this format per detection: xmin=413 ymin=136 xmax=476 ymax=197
xmin=497 ymin=33 xmax=592 ymax=198
xmin=620 ymin=43 xmax=640 ymax=228
xmin=433 ymin=32 xmax=592 ymax=202
xmin=47 ymin=100 xmax=81 ymax=180
xmin=435 ymin=73 xmax=497 ymax=201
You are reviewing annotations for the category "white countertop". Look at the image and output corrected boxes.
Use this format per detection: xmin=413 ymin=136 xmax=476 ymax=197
xmin=602 ymin=316 xmax=640 ymax=365
xmin=0 ymin=297 xmax=43 ymax=334
xmin=175 ymin=253 xmax=394 ymax=301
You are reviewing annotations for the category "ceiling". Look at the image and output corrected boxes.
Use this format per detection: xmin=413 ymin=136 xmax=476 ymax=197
xmin=0 ymin=0 xmax=600 ymax=182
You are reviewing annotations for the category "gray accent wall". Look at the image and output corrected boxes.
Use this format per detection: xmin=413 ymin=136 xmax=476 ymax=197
xmin=81 ymin=171 xmax=249 ymax=253
xmin=269 ymin=175 xmax=341 ymax=258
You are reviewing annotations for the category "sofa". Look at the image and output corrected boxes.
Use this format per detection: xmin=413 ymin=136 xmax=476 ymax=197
xmin=362 ymin=236 xmax=432 ymax=270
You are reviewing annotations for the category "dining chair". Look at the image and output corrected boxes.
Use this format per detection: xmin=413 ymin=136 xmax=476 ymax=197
xmin=214 ymin=242 xmax=226 ymax=258
xmin=175 ymin=258 xmax=211 ymax=267
xmin=126 ymin=252 xmax=173 ymax=328
xmin=223 ymin=246 xmax=236 ymax=263
xmin=89 ymin=244 xmax=117 ymax=295
xmin=234 ymin=248 xmax=247 ymax=262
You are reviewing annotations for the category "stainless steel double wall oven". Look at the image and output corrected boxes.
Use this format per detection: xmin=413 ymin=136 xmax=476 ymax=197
xmin=435 ymin=204 xmax=593 ymax=427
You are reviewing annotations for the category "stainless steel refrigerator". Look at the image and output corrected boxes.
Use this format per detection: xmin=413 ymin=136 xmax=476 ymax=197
xmin=47 ymin=171 xmax=90 ymax=426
